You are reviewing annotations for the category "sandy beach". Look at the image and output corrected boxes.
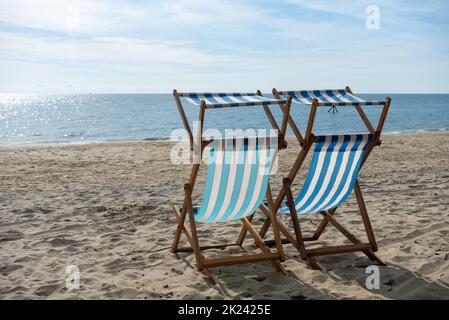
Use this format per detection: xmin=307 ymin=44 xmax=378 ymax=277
xmin=0 ymin=131 xmax=448 ymax=300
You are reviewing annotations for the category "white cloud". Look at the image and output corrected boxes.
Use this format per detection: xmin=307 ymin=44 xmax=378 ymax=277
xmin=0 ymin=32 xmax=220 ymax=67
xmin=0 ymin=0 xmax=268 ymax=35
xmin=0 ymin=0 xmax=135 ymax=34
xmin=0 ymin=0 xmax=448 ymax=93
xmin=285 ymin=0 xmax=449 ymax=22
xmin=284 ymin=0 xmax=368 ymax=17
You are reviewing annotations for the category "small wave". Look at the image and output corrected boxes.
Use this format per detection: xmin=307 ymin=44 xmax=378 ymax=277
xmin=143 ymin=137 xmax=169 ymax=141
xmin=63 ymin=132 xmax=84 ymax=138
xmin=385 ymin=128 xmax=449 ymax=135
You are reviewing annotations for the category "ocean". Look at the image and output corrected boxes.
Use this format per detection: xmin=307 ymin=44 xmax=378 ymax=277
xmin=1 ymin=93 xmax=448 ymax=145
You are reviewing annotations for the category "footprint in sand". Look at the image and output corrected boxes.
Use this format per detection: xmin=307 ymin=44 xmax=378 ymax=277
xmin=0 ymin=264 xmax=24 ymax=276
xmin=0 ymin=231 xmax=23 ymax=242
xmin=35 ymin=283 xmax=61 ymax=297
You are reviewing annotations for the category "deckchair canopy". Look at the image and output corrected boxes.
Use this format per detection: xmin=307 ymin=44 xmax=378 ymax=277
xmin=179 ymin=92 xmax=287 ymax=109
xmin=278 ymin=89 xmax=385 ymax=107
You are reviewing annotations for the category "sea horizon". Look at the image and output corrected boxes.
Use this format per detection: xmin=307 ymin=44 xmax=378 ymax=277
xmin=2 ymin=92 xmax=449 ymax=95
xmin=1 ymin=93 xmax=449 ymax=145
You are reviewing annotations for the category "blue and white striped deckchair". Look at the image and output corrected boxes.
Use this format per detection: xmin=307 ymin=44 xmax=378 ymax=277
xmin=251 ymin=87 xmax=392 ymax=270
xmin=274 ymin=133 xmax=386 ymax=270
xmin=172 ymin=90 xmax=293 ymax=281
xmin=172 ymin=135 xmax=287 ymax=280
xmin=277 ymin=134 xmax=372 ymax=215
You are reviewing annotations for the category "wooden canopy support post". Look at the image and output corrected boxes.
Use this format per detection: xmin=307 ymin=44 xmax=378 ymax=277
xmin=173 ymin=89 xmax=194 ymax=150
xmin=256 ymin=90 xmax=292 ymax=149
xmin=188 ymin=101 xmax=206 ymax=191
xmin=374 ymin=96 xmax=391 ymax=144
xmin=272 ymin=88 xmax=305 ymax=146
xmin=280 ymin=97 xmax=292 ymax=148
xmin=345 ymin=86 xmax=375 ymax=134
xmin=257 ymin=90 xmax=280 ymax=133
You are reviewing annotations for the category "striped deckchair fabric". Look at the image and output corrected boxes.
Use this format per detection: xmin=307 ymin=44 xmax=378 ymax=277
xmin=278 ymin=134 xmax=372 ymax=215
xmin=179 ymin=92 xmax=287 ymax=109
xmin=194 ymin=136 xmax=278 ymax=223
xmin=278 ymin=89 xmax=385 ymax=107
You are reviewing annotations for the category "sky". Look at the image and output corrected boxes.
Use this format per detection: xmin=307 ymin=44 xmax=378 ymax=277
xmin=1 ymin=0 xmax=449 ymax=94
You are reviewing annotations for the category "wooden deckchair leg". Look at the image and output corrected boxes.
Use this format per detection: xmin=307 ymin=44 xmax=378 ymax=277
xmin=288 ymin=206 xmax=308 ymax=261
xmin=172 ymin=204 xmax=187 ymax=253
xmin=321 ymin=211 xmax=360 ymax=243
xmin=184 ymin=184 xmax=205 ymax=270
xmin=172 ymin=204 xmax=222 ymax=278
xmin=241 ymin=217 xmax=287 ymax=275
xmin=266 ymin=183 xmax=285 ymax=262
xmin=236 ymin=195 xmax=280 ymax=244
xmin=235 ymin=205 xmax=270 ymax=246
xmin=310 ymin=207 xmax=337 ymax=240
xmin=172 ymin=205 xmax=197 ymax=250
xmin=354 ymin=181 xmax=378 ymax=252
xmin=283 ymin=179 xmax=306 ymax=260
xmin=283 ymin=179 xmax=321 ymax=269
xmin=282 ymin=217 xmax=321 ymax=270
xmin=202 ymin=267 xmax=218 ymax=285
xmin=320 ymin=210 xmax=375 ymax=261
xmin=172 ymin=185 xmax=190 ymax=252
xmin=259 ymin=205 xmax=300 ymax=250
xmin=236 ymin=214 xmax=254 ymax=247
xmin=259 ymin=216 xmax=271 ymax=239
xmin=309 ymin=218 xmax=328 ymax=240
xmin=321 ymin=207 xmax=385 ymax=265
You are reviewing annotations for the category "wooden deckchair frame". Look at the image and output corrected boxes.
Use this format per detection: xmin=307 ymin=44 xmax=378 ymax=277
xmin=171 ymin=89 xmax=292 ymax=282
xmin=237 ymin=86 xmax=391 ymax=270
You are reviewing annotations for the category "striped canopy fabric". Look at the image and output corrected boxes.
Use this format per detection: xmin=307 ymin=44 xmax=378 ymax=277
xmin=193 ymin=136 xmax=278 ymax=223
xmin=278 ymin=134 xmax=372 ymax=215
xmin=278 ymin=89 xmax=385 ymax=107
xmin=179 ymin=92 xmax=287 ymax=109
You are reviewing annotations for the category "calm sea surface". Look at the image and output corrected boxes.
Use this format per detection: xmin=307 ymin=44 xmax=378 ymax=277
xmin=1 ymin=94 xmax=448 ymax=145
